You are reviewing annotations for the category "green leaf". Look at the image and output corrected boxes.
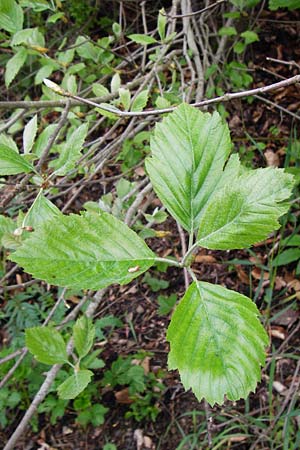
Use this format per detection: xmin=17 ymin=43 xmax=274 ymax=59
xmin=128 ymin=34 xmax=157 ymax=45
xmin=33 ymin=124 xmax=57 ymax=157
xmin=26 ymin=327 xmax=68 ymax=365
xmin=241 ymin=30 xmax=259 ymax=44
xmin=5 ymin=47 xmax=27 ymax=88
xmin=119 ymin=87 xmax=131 ymax=111
xmin=23 ymin=115 xmax=38 ymax=154
xmin=111 ymin=72 xmax=121 ymax=94
xmin=233 ymin=41 xmax=246 ymax=54
xmin=0 ymin=0 xmax=23 ymax=33
xmin=269 ymin=0 xmax=300 ymax=10
xmin=35 ymin=63 xmax=57 ymax=85
xmin=52 ymin=123 xmax=88 ymax=175
xmin=218 ymin=26 xmax=237 ymax=37
xmin=131 ymin=90 xmax=149 ymax=112
xmin=58 ymin=370 xmax=93 ymax=399
xmin=196 ymin=166 xmax=294 ymax=250
xmin=23 ymin=192 xmax=61 ymax=229
xmin=0 ymin=215 xmax=15 ymax=245
xmin=0 ymin=144 xmax=34 ymax=175
xmin=11 ymin=212 xmax=155 ymax=290
xmin=157 ymin=293 xmax=177 ymax=315
xmin=167 ymin=281 xmax=269 ymax=405
xmin=158 ymin=8 xmax=167 ymax=41
xmin=73 ymin=316 xmax=95 ymax=359
xmin=0 ymin=133 xmax=18 ymax=153
xmin=92 ymin=83 xmax=109 ymax=97
xmin=145 ymin=104 xmax=231 ymax=232
xmin=272 ymin=248 xmax=300 ymax=267
xmin=75 ymin=36 xmax=101 ymax=63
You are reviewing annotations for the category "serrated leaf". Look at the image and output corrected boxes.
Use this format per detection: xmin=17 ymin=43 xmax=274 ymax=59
xmin=52 ymin=123 xmax=88 ymax=175
xmin=131 ymin=90 xmax=149 ymax=112
xmin=23 ymin=115 xmax=38 ymax=154
xmin=11 ymin=27 xmax=45 ymax=48
xmin=11 ymin=212 xmax=155 ymax=290
xmin=24 ymin=192 xmax=61 ymax=229
xmin=26 ymin=327 xmax=68 ymax=365
xmin=58 ymin=370 xmax=93 ymax=399
xmin=0 ymin=144 xmax=34 ymax=175
xmin=128 ymin=34 xmax=157 ymax=45
xmin=145 ymin=104 xmax=231 ymax=232
xmin=167 ymin=281 xmax=269 ymax=406
xmin=73 ymin=316 xmax=95 ymax=359
xmin=196 ymin=167 xmax=294 ymax=250
xmin=0 ymin=0 xmax=23 ymax=33
xmin=5 ymin=47 xmax=27 ymax=88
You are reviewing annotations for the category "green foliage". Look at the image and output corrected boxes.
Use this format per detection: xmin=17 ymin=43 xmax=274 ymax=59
xmin=25 ymin=327 xmax=68 ymax=365
xmin=11 ymin=212 xmax=156 ymax=290
xmin=269 ymin=0 xmax=300 ymax=10
xmin=0 ymin=145 xmax=34 ymax=175
xmin=145 ymin=104 xmax=232 ymax=232
xmin=167 ymin=281 xmax=269 ymax=405
xmin=8 ymin=104 xmax=295 ymax=406
xmin=157 ymin=294 xmax=177 ymax=315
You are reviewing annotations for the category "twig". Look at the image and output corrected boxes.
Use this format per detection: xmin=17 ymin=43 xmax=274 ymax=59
xmin=0 ymin=109 xmax=26 ymax=133
xmin=42 ymin=74 xmax=300 ymax=118
xmin=165 ymin=0 xmax=226 ymax=19
xmin=124 ymin=182 xmax=152 ymax=226
xmin=254 ymin=94 xmax=300 ymax=122
xmin=36 ymin=100 xmax=70 ymax=171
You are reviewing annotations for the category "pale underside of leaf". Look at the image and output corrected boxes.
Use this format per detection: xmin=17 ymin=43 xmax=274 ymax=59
xmin=167 ymin=281 xmax=269 ymax=406
xmin=196 ymin=167 xmax=295 ymax=250
xmin=145 ymin=103 xmax=231 ymax=232
xmin=11 ymin=212 xmax=155 ymax=290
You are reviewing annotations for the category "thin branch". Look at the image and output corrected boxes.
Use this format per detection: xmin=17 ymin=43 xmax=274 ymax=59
xmin=165 ymin=0 xmax=226 ymax=19
xmin=36 ymin=100 xmax=70 ymax=171
xmin=124 ymin=182 xmax=152 ymax=226
xmin=41 ymin=74 xmax=300 ymax=118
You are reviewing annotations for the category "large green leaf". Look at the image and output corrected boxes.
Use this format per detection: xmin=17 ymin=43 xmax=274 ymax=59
xmin=0 ymin=144 xmax=34 ymax=175
xmin=23 ymin=192 xmax=61 ymax=229
xmin=0 ymin=0 xmax=23 ymax=33
xmin=167 ymin=281 xmax=268 ymax=406
xmin=11 ymin=212 xmax=155 ymax=289
xmin=145 ymin=103 xmax=231 ymax=232
xmin=196 ymin=166 xmax=294 ymax=250
xmin=58 ymin=370 xmax=93 ymax=399
xmin=26 ymin=327 xmax=68 ymax=365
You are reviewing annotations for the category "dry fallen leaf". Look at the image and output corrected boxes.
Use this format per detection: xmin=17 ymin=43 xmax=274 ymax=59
xmin=273 ymin=380 xmax=287 ymax=394
xmin=194 ymin=254 xmax=217 ymax=264
xmin=265 ymin=149 xmax=280 ymax=167
xmin=270 ymin=326 xmax=286 ymax=340
xmin=115 ymin=387 xmax=133 ymax=404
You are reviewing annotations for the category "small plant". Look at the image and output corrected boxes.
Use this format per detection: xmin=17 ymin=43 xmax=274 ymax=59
xmin=2 ymin=104 xmax=295 ymax=406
